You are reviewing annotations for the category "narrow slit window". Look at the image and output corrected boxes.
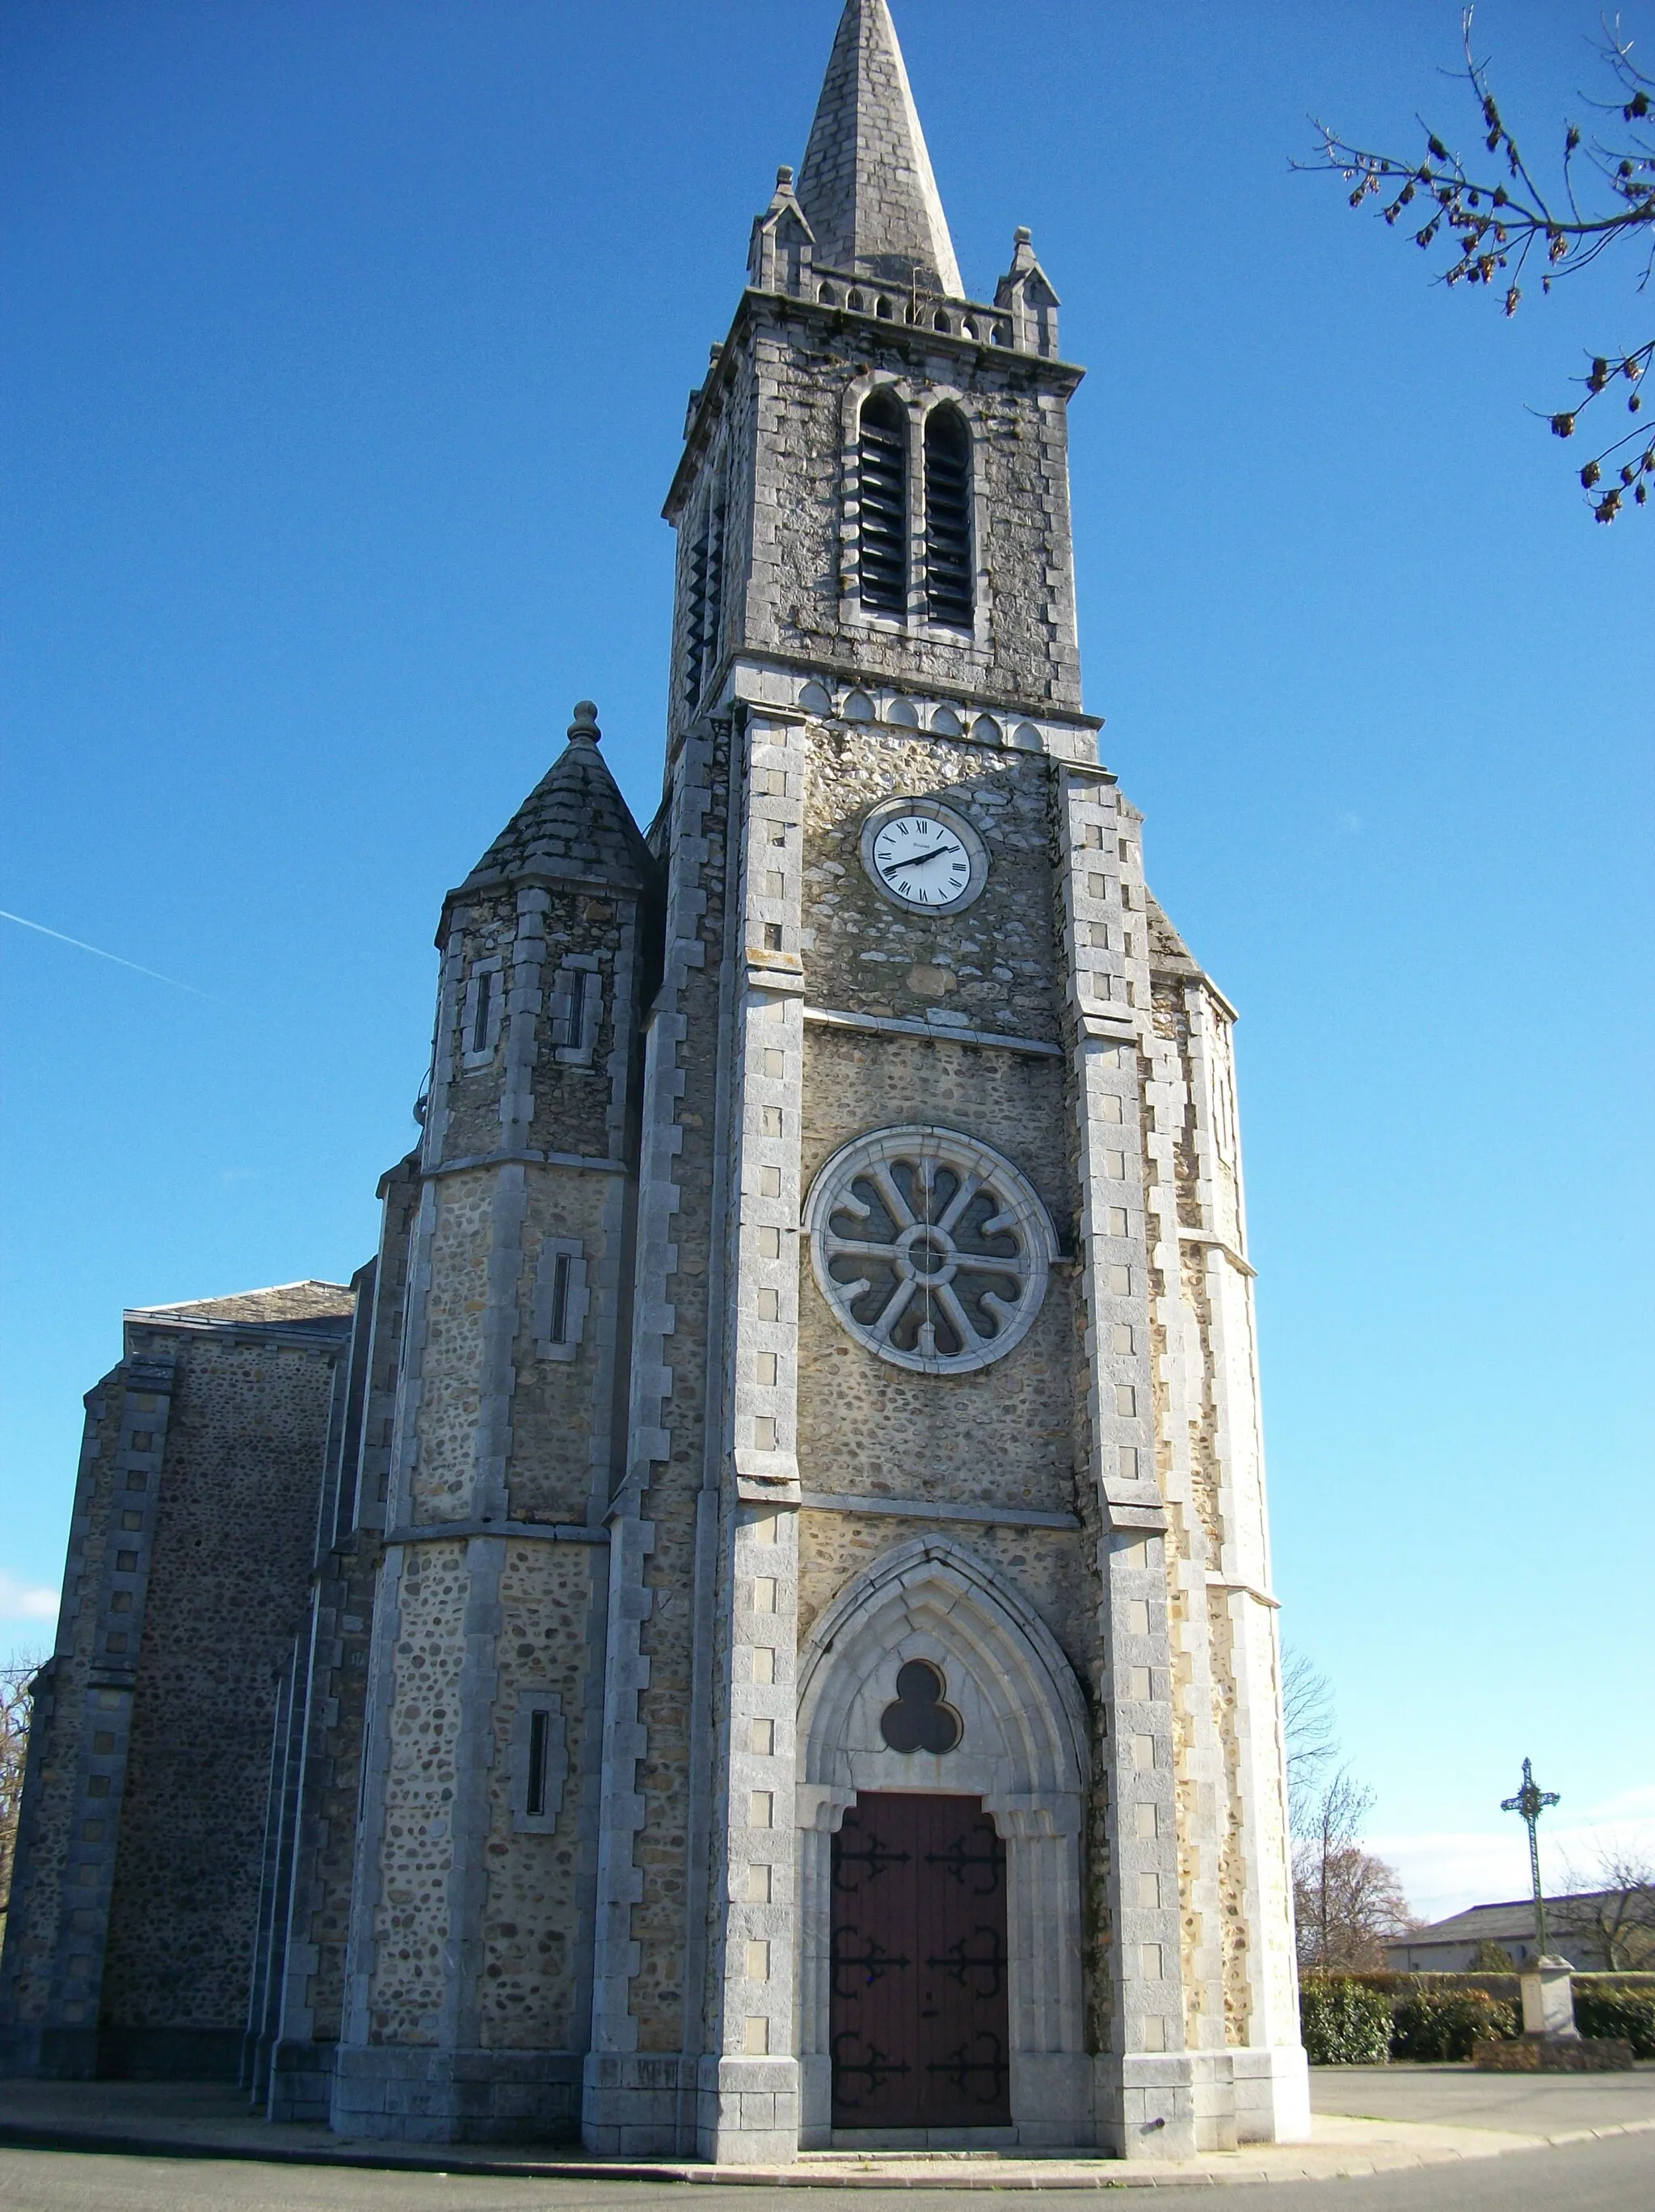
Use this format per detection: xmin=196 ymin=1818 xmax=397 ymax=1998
xmin=470 ymin=967 xmax=494 ymax=1054
xmin=527 ymin=1709 xmax=549 ymax=1817
xmin=461 ymin=959 xmax=503 ymax=1063
xmin=512 ymin=1692 xmax=566 ymax=1831
xmin=534 ymin=1238 xmax=587 ymax=1360
xmin=924 ymin=406 xmax=974 ymax=627
xmin=857 ymin=390 xmax=908 ymax=616
xmin=552 ymin=965 xmax=596 ymax=1055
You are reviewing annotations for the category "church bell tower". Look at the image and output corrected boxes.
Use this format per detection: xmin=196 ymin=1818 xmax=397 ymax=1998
xmin=582 ymin=0 xmax=1308 ymax=2165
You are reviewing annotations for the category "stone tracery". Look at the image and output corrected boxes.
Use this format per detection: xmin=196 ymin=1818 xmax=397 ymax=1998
xmin=805 ymin=1125 xmax=1056 ymax=1374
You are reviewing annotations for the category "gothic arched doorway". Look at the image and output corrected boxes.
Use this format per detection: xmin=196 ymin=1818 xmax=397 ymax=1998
xmin=796 ymin=1539 xmax=1091 ymax=2148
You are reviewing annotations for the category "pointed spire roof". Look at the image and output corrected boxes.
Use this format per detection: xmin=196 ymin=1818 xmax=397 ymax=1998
xmin=795 ymin=0 xmax=963 ymax=298
xmin=459 ymin=702 xmax=655 ymax=895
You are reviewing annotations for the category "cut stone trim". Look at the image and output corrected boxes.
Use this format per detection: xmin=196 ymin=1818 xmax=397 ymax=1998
xmin=802 ymin=1004 xmax=1061 ymax=1058
xmin=691 ymin=704 xmax=811 ymax=2164
xmin=798 ymin=1491 xmax=1078 ymax=1531
xmin=727 ymin=650 xmax=1105 ymax=742
xmin=1177 ymin=1226 xmax=1256 ymax=1277
xmin=423 ymin=1149 xmax=629 ymax=1180
xmin=382 ymin=1520 xmax=606 ymax=1548
xmin=585 ymin=727 xmax=718 ymax=2128
xmin=1205 ymin=1575 xmax=1280 ymax=1610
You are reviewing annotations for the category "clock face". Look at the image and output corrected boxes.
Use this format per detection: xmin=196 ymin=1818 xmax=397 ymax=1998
xmin=860 ymin=799 xmax=988 ymax=915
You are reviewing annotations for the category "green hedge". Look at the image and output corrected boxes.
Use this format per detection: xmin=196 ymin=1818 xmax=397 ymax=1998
xmin=1300 ymin=1979 xmax=1392 ymax=2065
xmin=1391 ymin=1988 xmax=1518 ymax=2061
xmin=1575 ymin=1990 xmax=1655 ymax=2058
xmin=1299 ymin=1975 xmax=1655 ymax=2063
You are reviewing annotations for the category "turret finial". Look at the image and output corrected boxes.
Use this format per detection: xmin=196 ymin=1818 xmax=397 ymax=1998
xmin=568 ymin=700 xmax=601 ymax=744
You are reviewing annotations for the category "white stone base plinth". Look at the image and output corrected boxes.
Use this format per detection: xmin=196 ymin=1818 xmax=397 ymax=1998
xmin=1096 ymin=2043 xmax=1310 ymax=2158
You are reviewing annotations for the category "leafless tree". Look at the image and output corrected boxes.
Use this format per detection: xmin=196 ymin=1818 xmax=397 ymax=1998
xmin=1282 ymin=1646 xmax=1338 ymax=1836
xmin=0 ymin=1655 xmax=43 ymax=1941
xmin=1293 ymin=1765 xmax=1418 ymax=1970
xmin=1556 ymin=1845 xmax=1655 ymax=1970
xmin=1302 ymin=8 xmax=1655 ymax=519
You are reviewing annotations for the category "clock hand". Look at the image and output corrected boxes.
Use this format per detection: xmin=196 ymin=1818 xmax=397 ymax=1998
xmin=890 ymin=841 xmax=962 ymax=868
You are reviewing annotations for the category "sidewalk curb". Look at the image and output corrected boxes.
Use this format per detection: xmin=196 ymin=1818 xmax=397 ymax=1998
xmin=1 ymin=2114 xmax=1653 ymax=2189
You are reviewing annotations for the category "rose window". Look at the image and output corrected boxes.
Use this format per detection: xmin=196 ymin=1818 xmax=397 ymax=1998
xmin=805 ymin=1127 xmax=1055 ymax=1375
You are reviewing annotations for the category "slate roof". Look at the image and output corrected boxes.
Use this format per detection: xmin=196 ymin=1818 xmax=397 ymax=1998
xmin=127 ymin=1281 xmax=356 ymax=1332
xmin=459 ymin=709 xmax=654 ymax=895
xmin=796 ymin=0 xmax=963 ymax=297
xmin=1402 ymin=1894 xmax=1618 ymax=1945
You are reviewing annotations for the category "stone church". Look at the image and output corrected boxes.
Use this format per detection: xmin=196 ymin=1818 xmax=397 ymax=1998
xmin=1 ymin=0 xmax=1308 ymax=2162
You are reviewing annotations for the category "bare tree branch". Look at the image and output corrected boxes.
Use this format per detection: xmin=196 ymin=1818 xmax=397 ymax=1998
xmin=1299 ymin=7 xmax=1655 ymax=518
xmin=0 ymin=1655 xmax=44 ymax=1944
xmin=1556 ymin=1843 xmax=1655 ymax=1970
xmin=1282 ymin=1646 xmax=1338 ymax=1836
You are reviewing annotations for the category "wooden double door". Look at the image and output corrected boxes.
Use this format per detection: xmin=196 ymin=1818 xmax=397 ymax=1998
xmin=829 ymin=1792 xmax=1012 ymax=2131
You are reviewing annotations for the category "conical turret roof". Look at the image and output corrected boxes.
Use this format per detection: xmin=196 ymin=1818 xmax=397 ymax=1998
xmin=795 ymin=0 xmax=962 ymax=297
xmin=459 ymin=703 xmax=655 ymax=895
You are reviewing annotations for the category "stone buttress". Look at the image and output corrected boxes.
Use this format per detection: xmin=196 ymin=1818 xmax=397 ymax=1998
xmin=330 ymin=706 xmax=658 ymax=2143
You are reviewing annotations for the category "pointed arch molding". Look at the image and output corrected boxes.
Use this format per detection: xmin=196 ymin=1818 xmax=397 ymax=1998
xmin=794 ymin=1537 xmax=1093 ymax=2146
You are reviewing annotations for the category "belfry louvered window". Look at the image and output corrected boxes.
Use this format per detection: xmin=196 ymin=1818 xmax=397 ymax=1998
xmin=857 ymin=390 xmax=908 ymax=616
xmin=683 ymin=489 xmax=724 ymax=711
xmin=924 ymin=406 xmax=973 ymax=628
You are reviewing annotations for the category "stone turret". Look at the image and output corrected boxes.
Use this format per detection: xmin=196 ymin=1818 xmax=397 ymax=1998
xmin=331 ymin=704 xmax=658 ymax=2146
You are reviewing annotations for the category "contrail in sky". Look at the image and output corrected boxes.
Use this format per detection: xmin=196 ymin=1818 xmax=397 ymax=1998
xmin=0 ymin=908 xmax=217 ymax=999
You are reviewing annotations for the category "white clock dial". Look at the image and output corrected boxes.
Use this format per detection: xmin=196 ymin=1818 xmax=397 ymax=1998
xmin=859 ymin=798 xmax=988 ymax=915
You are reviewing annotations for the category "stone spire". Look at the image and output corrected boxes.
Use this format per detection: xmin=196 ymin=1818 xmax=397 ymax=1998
xmin=794 ymin=0 xmax=963 ymax=298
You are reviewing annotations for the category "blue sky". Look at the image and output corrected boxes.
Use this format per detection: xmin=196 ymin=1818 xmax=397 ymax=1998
xmin=2 ymin=0 xmax=1649 ymax=1918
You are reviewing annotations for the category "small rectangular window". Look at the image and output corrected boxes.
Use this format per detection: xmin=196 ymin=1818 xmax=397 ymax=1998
xmin=461 ymin=957 xmax=503 ymax=1066
xmin=470 ymin=967 xmax=494 ymax=1053
xmin=551 ymin=961 xmax=600 ymax=1063
xmin=549 ymin=1254 xmax=571 ymax=1346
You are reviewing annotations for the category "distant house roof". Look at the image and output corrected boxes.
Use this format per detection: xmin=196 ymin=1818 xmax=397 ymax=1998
xmin=125 ymin=1281 xmax=356 ymax=1335
xmin=1384 ymin=1890 xmax=1623 ymax=1970
xmin=1407 ymin=1893 xmax=1617 ymax=1945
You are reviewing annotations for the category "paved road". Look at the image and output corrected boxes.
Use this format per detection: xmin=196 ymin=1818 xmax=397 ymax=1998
xmin=1310 ymin=2061 xmax=1655 ymax=2134
xmin=1 ymin=2135 xmax=1653 ymax=2212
